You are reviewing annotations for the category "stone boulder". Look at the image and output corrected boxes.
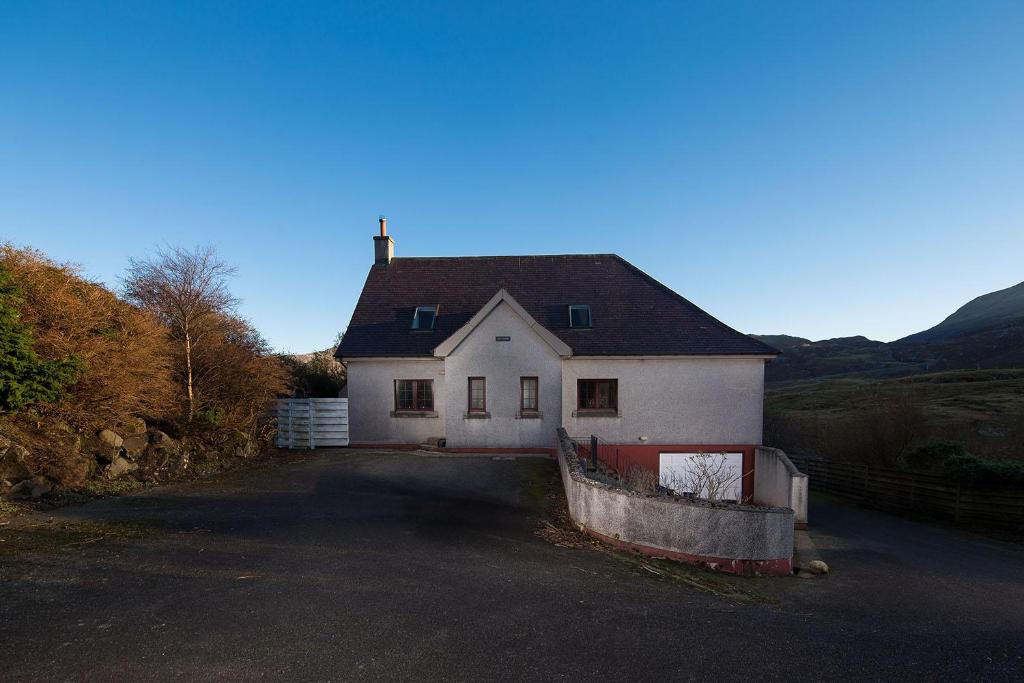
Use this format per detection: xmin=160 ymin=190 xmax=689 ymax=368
xmin=7 ymin=475 xmax=52 ymax=499
xmin=105 ymin=455 xmax=138 ymax=479
xmin=97 ymin=429 xmax=124 ymax=449
xmin=58 ymin=454 xmax=97 ymax=486
xmin=122 ymin=433 xmax=150 ymax=459
xmin=0 ymin=435 xmax=33 ymax=483
xmin=149 ymin=430 xmax=173 ymax=446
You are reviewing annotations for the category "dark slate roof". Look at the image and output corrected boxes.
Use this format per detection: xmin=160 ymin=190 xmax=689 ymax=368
xmin=336 ymin=255 xmax=780 ymax=359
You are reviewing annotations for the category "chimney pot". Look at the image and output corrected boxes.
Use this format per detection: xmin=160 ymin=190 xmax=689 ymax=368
xmin=379 ymin=215 xmax=387 ymax=237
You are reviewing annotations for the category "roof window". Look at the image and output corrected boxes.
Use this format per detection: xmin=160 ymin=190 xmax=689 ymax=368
xmin=568 ymin=304 xmax=591 ymax=329
xmin=411 ymin=305 xmax=438 ymax=330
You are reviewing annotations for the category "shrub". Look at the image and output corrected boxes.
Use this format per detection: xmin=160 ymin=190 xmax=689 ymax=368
xmin=904 ymin=441 xmax=969 ymax=471
xmin=0 ymin=263 xmax=83 ymax=412
xmin=623 ymin=465 xmax=658 ymax=494
xmin=943 ymin=454 xmax=1024 ymax=486
xmin=187 ymin=313 xmax=290 ymax=440
xmin=1 ymin=245 xmax=177 ymax=427
xmin=285 ymin=349 xmax=346 ymax=398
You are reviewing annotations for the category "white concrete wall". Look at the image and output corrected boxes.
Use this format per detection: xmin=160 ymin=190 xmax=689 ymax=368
xmin=443 ymin=301 xmax=562 ymax=448
xmin=345 ymin=358 xmax=446 ymax=444
xmin=561 ymin=357 xmax=765 ymax=444
xmin=754 ymin=446 xmax=809 ymax=526
xmin=556 ymin=430 xmax=793 ymax=572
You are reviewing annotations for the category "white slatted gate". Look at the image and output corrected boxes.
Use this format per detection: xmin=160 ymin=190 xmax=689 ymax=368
xmin=276 ymin=398 xmax=349 ymax=449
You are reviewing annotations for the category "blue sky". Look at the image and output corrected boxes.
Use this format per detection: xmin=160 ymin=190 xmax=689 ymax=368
xmin=2 ymin=1 xmax=1022 ymax=352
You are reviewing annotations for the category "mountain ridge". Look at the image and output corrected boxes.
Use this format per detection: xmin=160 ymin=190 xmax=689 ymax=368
xmin=754 ymin=279 xmax=1024 ymax=383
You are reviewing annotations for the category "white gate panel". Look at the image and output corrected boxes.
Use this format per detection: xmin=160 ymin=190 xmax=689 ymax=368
xmin=276 ymin=398 xmax=349 ymax=448
xmin=659 ymin=452 xmax=744 ymax=501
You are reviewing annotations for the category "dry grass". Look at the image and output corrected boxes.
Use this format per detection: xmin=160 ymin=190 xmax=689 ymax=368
xmin=766 ymin=369 xmax=1024 ymax=463
xmin=623 ymin=464 xmax=659 ymax=494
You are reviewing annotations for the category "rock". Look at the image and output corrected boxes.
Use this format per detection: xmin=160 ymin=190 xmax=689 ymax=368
xmin=105 ymin=455 xmax=138 ymax=479
xmin=0 ymin=435 xmax=33 ymax=483
xmin=806 ymin=559 xmax=830 ymax=575
xmin=115 ymin=417 xmax=147 ymax=436
xmin=149 ymin=430 xmax=174 ymax=445
xmin=97 ymin=429 xmax=124 ymax=449
xmin=62 ymin=454 xmax=97 ymax=484
xmin=8 ymin=475 xmax=52 ymax=499
xmin=122 ymin=434 xmax=149 ymax=458
xmin=94 ymin=449 xmax=116 ymax=465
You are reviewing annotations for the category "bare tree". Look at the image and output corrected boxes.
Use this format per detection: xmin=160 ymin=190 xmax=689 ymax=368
xmin=666 ymin=452 xmax=748 ymax=503
xmin=123 ymin=245 xmax=238 ymax=422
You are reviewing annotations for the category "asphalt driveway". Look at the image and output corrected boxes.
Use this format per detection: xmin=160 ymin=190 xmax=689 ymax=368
xmin=1 ymin=450 xmax=1022 ymax=681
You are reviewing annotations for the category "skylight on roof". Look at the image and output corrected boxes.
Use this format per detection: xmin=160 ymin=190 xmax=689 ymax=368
xmin=411 ymin=305 xmax=438 ymax=330
xmin=568 ymin=304 xmax=591 ymax=328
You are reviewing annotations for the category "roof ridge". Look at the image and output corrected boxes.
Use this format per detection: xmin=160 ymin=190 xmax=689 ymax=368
xmin=392 ymin=253 xmax=620 ymax=260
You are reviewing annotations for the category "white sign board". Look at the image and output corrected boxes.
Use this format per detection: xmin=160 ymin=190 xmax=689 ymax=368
xmin=659 ymin=452 xmax=744 ymax=502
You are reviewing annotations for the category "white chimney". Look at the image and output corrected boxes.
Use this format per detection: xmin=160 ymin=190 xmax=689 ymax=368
xmin=374 ymin=215 xmax=394 ymax=266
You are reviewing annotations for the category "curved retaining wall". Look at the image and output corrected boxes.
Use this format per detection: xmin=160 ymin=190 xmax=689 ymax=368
xmin=556 ymin=429 xmax=794 ymax=576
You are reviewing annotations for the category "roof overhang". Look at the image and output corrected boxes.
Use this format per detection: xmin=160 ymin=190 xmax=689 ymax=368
xmin=433 ymin=288 xmax=573 ymax=359
xmin=567 ymin=354 xmax=779 ymax=360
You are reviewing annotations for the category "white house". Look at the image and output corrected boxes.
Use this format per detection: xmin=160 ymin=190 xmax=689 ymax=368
xmin=336 ymin=219 xmax=780 ymax=498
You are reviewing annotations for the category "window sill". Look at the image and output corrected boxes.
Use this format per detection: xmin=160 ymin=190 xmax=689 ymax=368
xmin=391 ymin=410 xmax=439 ymax=418
xmin=572 ymin=409 xmax=619 ymax=418
xmin=463 ymin=411 xmax=491 ymax=419
xmin=516 ymin=411 xmax=543 ymax=419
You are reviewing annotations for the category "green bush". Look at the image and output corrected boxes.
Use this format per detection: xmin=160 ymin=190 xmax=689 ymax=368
xmin=0 ymin=266 xmax=82 ymax=412
xmin=904 ymin=441 xmax=969 ymax=470
xmin=287 ymin=349 xmax=346 ymax=398
xmin=944 ymin=454 xmax=1024 ymax=486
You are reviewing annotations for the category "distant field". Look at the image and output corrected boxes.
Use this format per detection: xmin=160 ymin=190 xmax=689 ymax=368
xmin=765 ymin=369 xmax=1024 ymax=462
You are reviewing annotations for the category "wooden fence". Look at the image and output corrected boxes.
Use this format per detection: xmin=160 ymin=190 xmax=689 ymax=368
xmin=788 ymin=455 xmax=1024 ymax=532
xmin=276 ymin=398 xmax=349 ymax=449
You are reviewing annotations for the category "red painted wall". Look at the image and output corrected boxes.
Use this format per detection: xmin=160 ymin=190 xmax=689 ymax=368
xmin=578 ymin=443 xmax=757 ymax=502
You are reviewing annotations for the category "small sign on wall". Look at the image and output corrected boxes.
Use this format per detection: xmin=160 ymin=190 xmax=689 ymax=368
xmin=495 ymin=336 xmax=511 ymax=342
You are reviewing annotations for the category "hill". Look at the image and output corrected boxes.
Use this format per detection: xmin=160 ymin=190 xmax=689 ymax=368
xmin=900 ymin=280 xmax=1024 ymax=343
xmin=752 ymin=334 xmax=922 ymax=384
xmin=754 ymin=279 xmax=1024 ymax=384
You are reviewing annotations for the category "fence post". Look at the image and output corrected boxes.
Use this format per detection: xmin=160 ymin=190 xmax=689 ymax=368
xmin=287 ymin=400 xmax=294 ymax=450
xmin=590 ymin=435 xmax=598 ymax=471
xmin=309 ymin=400 xmax=316 ymax=450
xmin=954 ymin=481 xmax=961 ymax=524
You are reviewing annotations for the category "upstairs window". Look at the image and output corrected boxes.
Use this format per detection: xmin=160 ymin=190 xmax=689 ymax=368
xmin=568 ymin=304 xmax=591 ymax=328
xmin=395 ymin=379 xmax=434 ymax=411
xmin=411 ymin=305 xmax=438 ymax=330
xmin=577 ymin=379 xmax=617 ymax=412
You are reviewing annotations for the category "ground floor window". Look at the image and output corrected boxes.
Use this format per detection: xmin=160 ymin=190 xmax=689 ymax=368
xmin=395 ymin=379 xmax=434 ymax=411
xmin=468 ymin=377 xmax=486 ymax=412
xmin=577 ymin=379 xmax=617 ymax=412
xmin=520 ymin=376 xmax=539 ymax=412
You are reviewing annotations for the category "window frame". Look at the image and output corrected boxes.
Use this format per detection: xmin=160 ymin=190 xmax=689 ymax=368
xmin=394 ymin=379 xmax=435 ymax=412
xmin=520 ymin=376 xmax=539 ymax=413
xmin=411 ymin=305 xmax=439 ymax=330
xmin=467 ymin=376 xmax=487 ymax=413
xmin=568 ymin=304 xmax=592 ymax=329
xmin=576 ymin=378 xmax=618 ymax=414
